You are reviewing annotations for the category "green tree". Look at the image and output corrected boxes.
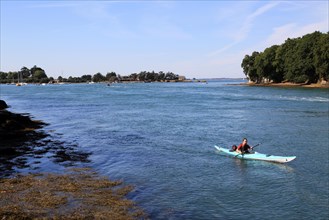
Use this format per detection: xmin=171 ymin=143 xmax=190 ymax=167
xmin=7 ymin=71 xmax=18 ymax=83
xmin=138 ymin=71 xmax=147 ymax=81
xmin=20 ymin=66 xmax=31 ymax=79
xmin=314 ymin=32 xmax=329 ymax=81
xmin=57 ymin=76 xmax=63 ymax=82
xmin=92 ymin=72 xmax=106 ymax=82
xmin=254 ymin=52 xmax=265 ymax=81
xmin=295 ymin=32 xmax=321 ymax=83
xmin=81 ymin=75 xmax=92 ymax=82
xmin=158 ymin=71 xmax=165 ymax=81
xmin=165 ymin=72 xmax=178 ymax=80
xmin=106 ymin=72 xmax=117 ymax=82
xmin=242 ymin=31 xmax=328 ymax=84
xmin=263 ymin=45 xmax=283 ymax=82
xmin=33 ymin=69 xmax=47 ymax=80
xmin=30 ymin=65 xmax=47 ymax=82
xmin=0 ymin=72 xmax=8 ymax=83
xmin=241 ymin=52 xmax=259 ymax=82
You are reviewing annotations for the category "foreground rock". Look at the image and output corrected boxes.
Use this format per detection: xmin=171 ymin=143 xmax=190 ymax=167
xmin=0 ymin=101 xmax=49 ymax=166
xmin=0 ymin=100 xmax=47 ymax=141
xmin=0 ymin=110 xmax=47 ymax=139
xmin=0 ymin=100 xmax=9 ymax=110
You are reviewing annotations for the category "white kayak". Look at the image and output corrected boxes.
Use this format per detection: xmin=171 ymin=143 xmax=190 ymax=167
xmin=214 ymin=145 xmax=296 ymax=163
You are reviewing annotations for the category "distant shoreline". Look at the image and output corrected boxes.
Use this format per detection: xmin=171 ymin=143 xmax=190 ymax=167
xmin=242 ymin=82 xmax=329 ymax=88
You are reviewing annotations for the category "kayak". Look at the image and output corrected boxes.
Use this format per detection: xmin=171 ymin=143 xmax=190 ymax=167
xmin=214 ymin=145 xmax=296 ymax=163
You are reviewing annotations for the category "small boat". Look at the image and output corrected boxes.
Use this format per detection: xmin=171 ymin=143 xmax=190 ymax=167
xmin=214 ymin=145 xmax=296 ymax=163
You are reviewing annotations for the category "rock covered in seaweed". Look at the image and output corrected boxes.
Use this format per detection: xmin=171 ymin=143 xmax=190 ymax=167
xmin=0 ymin=100 xmax=47 ymax=139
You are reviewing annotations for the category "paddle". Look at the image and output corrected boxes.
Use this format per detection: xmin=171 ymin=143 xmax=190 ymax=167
xmin=251 ymin=143 xmax=261 ymax=151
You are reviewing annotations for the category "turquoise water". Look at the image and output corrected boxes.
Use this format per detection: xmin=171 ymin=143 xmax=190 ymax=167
xmin=1 ymin=80 xmax=328 ymax=219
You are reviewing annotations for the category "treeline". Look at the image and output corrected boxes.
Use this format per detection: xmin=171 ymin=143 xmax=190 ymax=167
xmin=0 ymin=66 xmax=182 ymax=84
xmin=241 ymin=31 xmax=329 ymax=84
xmin=0 ymin=66 xmax=49 ymax=84
xmin=58 ymin=71 xmax=181 ymax=83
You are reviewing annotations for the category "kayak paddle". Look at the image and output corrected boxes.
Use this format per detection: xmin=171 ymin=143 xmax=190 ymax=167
xmin=251 ymin=143 xmax=261 ymax=150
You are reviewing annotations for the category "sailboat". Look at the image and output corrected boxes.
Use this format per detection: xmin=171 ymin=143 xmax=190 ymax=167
xmin=16 ymin=72 xmax=26 ymax=86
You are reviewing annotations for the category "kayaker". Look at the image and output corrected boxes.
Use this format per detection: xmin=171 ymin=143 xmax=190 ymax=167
xmin=236 ymin=138 xmax=253 ymax=154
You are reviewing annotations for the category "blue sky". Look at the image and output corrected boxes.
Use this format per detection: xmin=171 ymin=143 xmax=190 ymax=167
xmin=1 ymin=1 xmax=328 ymax=79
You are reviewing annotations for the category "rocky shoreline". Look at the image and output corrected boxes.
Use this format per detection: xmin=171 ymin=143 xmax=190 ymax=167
xmin=0 ymin=101 xmax=47 ymax=140
xmin=0 ymin=100 xmax=147 ymax=219
xmin=0 ymin=168 xmax=147 ymax=219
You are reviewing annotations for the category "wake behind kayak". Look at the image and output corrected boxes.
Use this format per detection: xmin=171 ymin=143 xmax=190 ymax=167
xmin=214 ymin=145 xmax=296 ymax=163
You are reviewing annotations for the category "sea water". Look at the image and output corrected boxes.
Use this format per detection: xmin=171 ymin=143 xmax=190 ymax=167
xmin=1 ymin=80 xmax=328 ymax=219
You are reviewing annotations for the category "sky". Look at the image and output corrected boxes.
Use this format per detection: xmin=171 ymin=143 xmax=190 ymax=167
xmin=1 ymin=1 xmax=328 ymax=79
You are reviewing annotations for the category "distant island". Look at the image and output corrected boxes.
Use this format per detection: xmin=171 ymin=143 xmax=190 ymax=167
xmin=0 ymin=67 xmax=190 ymax=84
xmin=241 ymin=31 xmax=328 ymax=87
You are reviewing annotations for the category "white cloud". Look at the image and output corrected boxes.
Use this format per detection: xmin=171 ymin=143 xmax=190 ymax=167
xmin=264 ymin=23 xmax=297 ymax=46
xmin=237 ymin=1 xmax=280 ymax=41
xmin=207 ymin=42 xmax=237 ymax=57
xmin=142 ymin=20 xmax=191 ymax=40
xmin=264 ymin=20 xmax=328 ymax=48
xmin=209 ymin=1 xmax=280 ymax=56
xmin=28 ymin=2 xmax=82 ymax=8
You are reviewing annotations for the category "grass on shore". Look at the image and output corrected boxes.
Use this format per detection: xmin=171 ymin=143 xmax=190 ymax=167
xmin=0 ymin=168 xmax=147 ymax=220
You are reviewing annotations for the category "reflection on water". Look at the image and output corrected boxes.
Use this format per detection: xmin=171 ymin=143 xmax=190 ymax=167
xmin=0 ymin=111 xmax=91 ymax=178
xmin=231 ymin=155 xmax=295 ymax=173
xmin=216 ymin=147 xmax=295 ymax=173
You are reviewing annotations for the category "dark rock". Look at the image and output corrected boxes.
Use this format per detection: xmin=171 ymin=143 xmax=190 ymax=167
xmin=0 ymin=110 xmax=47 ymax=139
xmin=0 ymin=100 xmax=9 ymax=110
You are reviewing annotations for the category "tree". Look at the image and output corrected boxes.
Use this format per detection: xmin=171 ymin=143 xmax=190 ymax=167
xmin=242 ymin=31 xmax=328 ymax=84
xmin=294 ymin=32 xmax=321 ymax=83
xmin=314 ymin=32 xmax=329 ymax=81
xmin=6 ymin=71 xmax=18 ymax=83
xmin=33 ymin=69 xmax=47 ymax=80
xmin=0 ymin=65 xmax=183 ymax=84
xmin=20 ymin=66 xmax=31 ymax=78
xmin=261 ymin=45 xmax=283 ymax=83
xmin=165 ymin=72 xmax=178 ymax=80
xmin=30 ymin=65 xmax=47 ymax=82
xmin=81 ymin=75 xmax=92 ymax=82
xmin=241 ymin=52 xmax=259 ymax=82
xmin=0 ymin=72 xmax=8 ymax=83
xmin=92 ymin=72 xmax=106 ymax=82
xmin=106 ymin=72 xmax=117 ymax=82
xmin=158 ymin=71 xmax=165 ymax=81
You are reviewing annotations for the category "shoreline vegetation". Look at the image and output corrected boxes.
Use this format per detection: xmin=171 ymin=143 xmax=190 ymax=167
xmin=0 ymin=67 xmax=193 ymax=85
xmin=0 ymin=100 xmax=147 ymax=219
xmin=241 ymin=31 xmax=329 ymax=85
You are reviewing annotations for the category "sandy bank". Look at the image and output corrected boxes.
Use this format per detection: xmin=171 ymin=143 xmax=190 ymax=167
xmin=244 ymin=82 xmax=329 ymax=88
